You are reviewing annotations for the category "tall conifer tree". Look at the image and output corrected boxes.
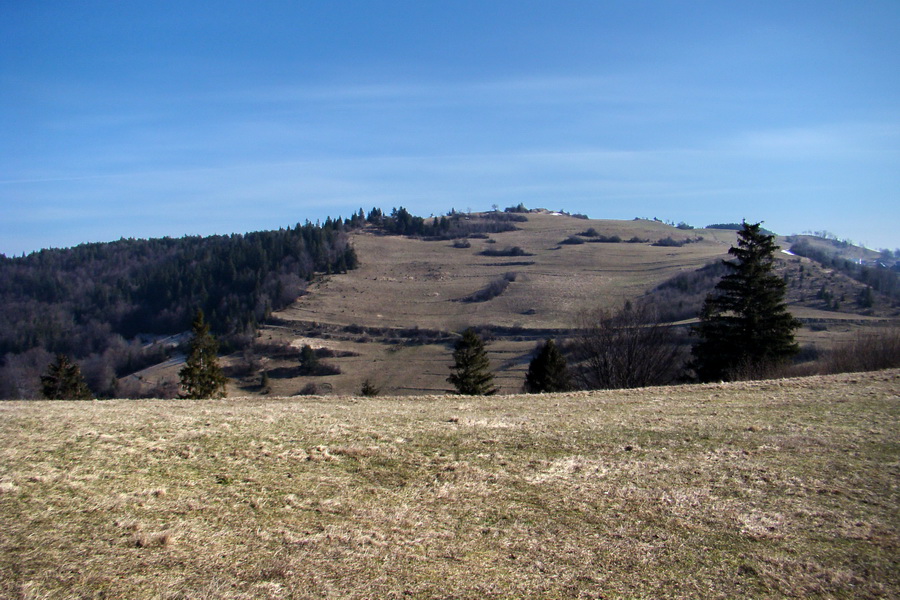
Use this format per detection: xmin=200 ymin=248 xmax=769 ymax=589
xmin=41 ymin=354 xmax=93 ymax=400
xmin=448 ymin=328 xmax=498 ymax=395
xmin=692 ymin=222 xmax=800 ymax=381
xmin=524 ymin=339 xmax=571 ymax=393
xmin=179 ymin=310 xmax=227 ymax=398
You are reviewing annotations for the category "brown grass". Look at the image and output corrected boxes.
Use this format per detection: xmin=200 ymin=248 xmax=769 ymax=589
xmin=235 ymin=214 xmax=739 ymax=396
xmin=1 ymin=370 xmax=898 ymax=598
xmin=128 ymin=214 xmax=896 ymax=397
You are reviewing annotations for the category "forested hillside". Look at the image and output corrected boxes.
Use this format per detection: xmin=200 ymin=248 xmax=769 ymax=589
xmin=0 ymin=218 xmax=358 ymax=398
xmin=0 ymin=206 xmax=529 ymax=399
xmin=788 ymin=236 xmax=900 ymax=302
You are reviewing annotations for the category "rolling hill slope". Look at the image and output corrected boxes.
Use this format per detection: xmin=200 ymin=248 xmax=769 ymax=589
xmin=209 ymin=212 xmax=896 ymax=397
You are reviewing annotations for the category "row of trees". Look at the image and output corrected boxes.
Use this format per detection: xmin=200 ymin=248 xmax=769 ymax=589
xmin=367 ymin=206 xmax=526 ymax=239
xmin=0 ymin=220 xmax=358 ymax=355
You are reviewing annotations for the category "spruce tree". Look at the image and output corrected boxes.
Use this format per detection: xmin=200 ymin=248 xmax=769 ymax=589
xmin=179 ymin=310 xmax=227 ymax=398
xmin=41 ymin=354 xmax=93 ymax=400
xmin=298 ymin=344 xmax=319 ymax=375
xmin=447 ymin=328 xmax=498 ymax=395
xmin=360 ymin=378 xmax=380 ymax=397
xmin=692 ymin=222 xmax=800 ymax=381
xmin=524 ymin=339 xmax=571 ymax=393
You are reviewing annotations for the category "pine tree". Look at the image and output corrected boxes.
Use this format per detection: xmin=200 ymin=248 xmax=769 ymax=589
xmin=524 ymin=339 xmax=571 ymax=393
xmin=692 ymin=222 xmax=801 ymax=381
xmin=447 ymin=328 xmax=498 ymax=395
xmin=179 ymin=310 xmax=227 ymax=398
xmin=41 ymin=354 xmax=93 ymax=400
xmin=298 ymin=344 xmax=319 ymax=375
xmin=360 ymin=378 xmax=380 ymax=397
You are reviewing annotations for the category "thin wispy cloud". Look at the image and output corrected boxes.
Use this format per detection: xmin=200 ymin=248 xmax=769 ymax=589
xmin=1 ymin=1 xmax=898 ymax=254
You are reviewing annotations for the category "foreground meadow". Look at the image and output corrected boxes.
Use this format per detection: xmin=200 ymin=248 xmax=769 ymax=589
xmin=1 ymin=371 xmax=898 ymax=599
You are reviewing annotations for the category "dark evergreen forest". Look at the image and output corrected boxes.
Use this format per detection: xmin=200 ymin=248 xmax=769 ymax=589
xmin=0 ymin=217 xmax=358 ymax=398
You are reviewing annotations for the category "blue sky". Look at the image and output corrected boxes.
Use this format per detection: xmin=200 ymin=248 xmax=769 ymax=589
xmin=2 ymin=1 xmax=898 ymax=255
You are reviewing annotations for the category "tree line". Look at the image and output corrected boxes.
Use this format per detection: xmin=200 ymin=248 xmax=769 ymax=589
xmin=365 ymin=206 xmax=527 ymax=239
xmin=1 ymin=204 xmax=528 ymax=399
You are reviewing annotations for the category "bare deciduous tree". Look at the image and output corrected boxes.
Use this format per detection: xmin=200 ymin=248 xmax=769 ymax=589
xmin=570 ymin=303 xmax=686 ymax=389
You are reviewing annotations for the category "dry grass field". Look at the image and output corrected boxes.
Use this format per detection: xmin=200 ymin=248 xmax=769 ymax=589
xmin=2 ymin=369 xmax=897 ymax=599
xmin=281 ymin=213 xmax=738 ymax=332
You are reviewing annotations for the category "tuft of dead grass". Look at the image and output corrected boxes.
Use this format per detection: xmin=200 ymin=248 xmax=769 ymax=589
xmin=0 ymin=370 xmax=897 ymax=599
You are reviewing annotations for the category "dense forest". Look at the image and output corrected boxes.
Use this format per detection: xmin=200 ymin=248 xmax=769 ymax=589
xmin=0 ymin=218 xmax=359 ymax=398
xmin=0 ymin=206 xmax=531 ymax=399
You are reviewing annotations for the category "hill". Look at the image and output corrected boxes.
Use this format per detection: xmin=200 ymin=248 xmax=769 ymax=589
xmin=222 ymin=212 xmax=898 ymax=397
xmin=1 ymin=369 xmax=897 ymax=598
xmin=3 ymin=209 xmax=898 ymax=398
xmin=0 ymin=220 xmax=359 ymax=398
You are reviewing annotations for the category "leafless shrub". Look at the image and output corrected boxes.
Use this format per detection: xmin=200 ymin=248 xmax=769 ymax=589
xmin=297 ymin=382 xmax=324 ymax=395
xmin=133 ymin=531 xmax=174 ymax=548
xmin=822 ymin=327 xmax=900 ymax=374
xmin=479 ymin=246 xmax=532 ymax=257
xmin=570 ymin=303 xmax=688 ymax=389
xmin=560 ymin=236 xmax=585 ymax=245
xmin=462 ymin=272 xmax=517 ymax=303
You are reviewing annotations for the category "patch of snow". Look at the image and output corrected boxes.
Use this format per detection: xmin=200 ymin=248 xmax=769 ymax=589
xmin=290 ymin=337 xmax=342 ymax=351
xmin=781 ymin=249 xmax=796 ymax=256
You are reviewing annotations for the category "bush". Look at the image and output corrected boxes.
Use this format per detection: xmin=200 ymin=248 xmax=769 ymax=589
xmin=504 ymin=203 xmax=529 ymax=213
xmin=297 ymin=383 xmax=321 ymax=396
xmin=652 ymin=237 xmax=684 ymax=247
xmin=360 ymin=379 xmax=380 ymax=397
xmin=589 ymin=235 xmax=622 ymax=243
xmin=462 ymin=273 xmax=517 ymax=303
xmin=822 ymin=328 xmax=900 ymax=373
xmin=298 ymin=344 xmax=342 ymax=376
xmin=479 ymin=246 xmax=532 ymax=257
xmin=560 ymin=236 xmax=585 ymax=245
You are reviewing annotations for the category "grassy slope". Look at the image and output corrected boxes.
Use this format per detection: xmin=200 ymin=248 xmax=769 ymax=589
xmin=281 ymin=214 xmax=737 ymax=331
xmin=246 ymin=215 xmax=737 ymax=396
xmin=132 ymin=213 xmax=896 ymax=397
xmin=2 ymin=370 xmax=897 ymax=599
